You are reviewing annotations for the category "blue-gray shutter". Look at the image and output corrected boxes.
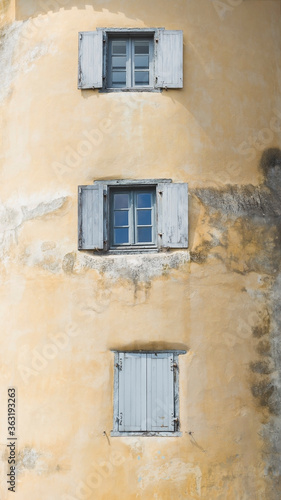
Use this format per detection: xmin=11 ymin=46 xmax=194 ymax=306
xmin=155 ymin=30 xmax=183 ymax=89
xmin=118 ymin=353 xmax=147 ymax=432
xmin=147 ymin=353 xmax=174 ymax=432
xmin=78 ymin=31 xmax=103 ymax=89
xmin=157 ymin=182 xmax=188 ymax=248
xmin=78 ymin=185 xmax=104 ymax=250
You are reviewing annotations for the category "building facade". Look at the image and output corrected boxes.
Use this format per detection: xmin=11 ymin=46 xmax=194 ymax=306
xmin=1 ymin=0 xmax=281 ymax=498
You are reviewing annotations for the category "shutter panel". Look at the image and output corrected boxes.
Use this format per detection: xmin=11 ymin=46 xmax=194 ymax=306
xmin=118 ymin=353 xmax=146 ymax=432
xmin=78 ymin=185 xmax=104 ymax=250
xmin=78 ymin=31 xmax=103 ymax=89
xmin=147 ymin=353 xmax=174 ymax=431
xmin=157 ymin=182 xmax=188 ymax=248
xmin=155 ymin=30 xmax=183 ymax=89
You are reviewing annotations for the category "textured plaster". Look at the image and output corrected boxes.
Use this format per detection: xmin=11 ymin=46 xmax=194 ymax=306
xmin=81 ymin=251 xmax=190 ymax=283
xmin=0 ymin=19 xmax=56 ymax=104
xmin=1 ymin=1 xmax=281 ymax=499
xmin=192 ymin=149 xmax=281 ymax=499
xmin=0 ymin=195 xmax=68 ymax=260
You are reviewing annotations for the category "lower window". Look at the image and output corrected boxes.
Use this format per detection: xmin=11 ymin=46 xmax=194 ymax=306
xmin=111 ymin=351 xmax=184 ymax=436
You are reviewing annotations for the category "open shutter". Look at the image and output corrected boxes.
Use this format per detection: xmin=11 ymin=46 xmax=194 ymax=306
xmin=78 ymin=31 xmax=103 ymax=89
xmin=147 ymin=353 xmax=174 ymax=432
xmin=157 ymin=182 xmax=188 ymax=248
xmin=78 ymin=185 xmax=104 ymax=250
xmin=155 ymin=30 xmax=183 ymax=88
xmin=118 ymin=353 xmax=147 ymax=432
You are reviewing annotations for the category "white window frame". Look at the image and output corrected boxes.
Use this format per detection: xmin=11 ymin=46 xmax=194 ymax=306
xmin=110 ymin=187 xmax=156 ymax=249
xmin=104 ymin=29 xmax=156 ymax=91
xmin=111 ymin=350 xmax=185 ymax=437
xmin=107 ymin=36 xmax=154 ymax=89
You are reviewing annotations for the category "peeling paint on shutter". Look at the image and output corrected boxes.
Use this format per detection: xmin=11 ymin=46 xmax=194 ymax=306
xmin=157 ymin=182 xmax=188 ymax=248
xmin=78 ymin=185 xmax=104 ymax=250
xmin=155 ymin=30 xmax=183 ymax=89
xmin=118 ymin=353 xmax=147 ymax=432
xmin=147 ymin=353 xmax=174 ymax=431
xmin=78 ymin=31 xmax=103 ymax=89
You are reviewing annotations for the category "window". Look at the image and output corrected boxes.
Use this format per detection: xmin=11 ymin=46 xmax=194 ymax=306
xmin=111 ymin=351 xmax=185 ymax=436
xmin=78 ymin=179 xmax=188 ymax=252
xmin=111 ymin=188 xmax=156 ymax=247
xmin=108 ymin=37 xmax=154 ymax=89
xmin=78 ymin=29 xmax=183 ymax=91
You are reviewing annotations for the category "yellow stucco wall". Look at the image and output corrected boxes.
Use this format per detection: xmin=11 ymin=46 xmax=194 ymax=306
xmin=0 ymin=1 xmax=281 ymax=499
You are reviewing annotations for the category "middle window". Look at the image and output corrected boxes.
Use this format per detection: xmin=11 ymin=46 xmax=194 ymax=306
xmin=110 ymin=188 xmax=156 ymax=247
xmin=108 ymin=36 xmax=154 ymax=89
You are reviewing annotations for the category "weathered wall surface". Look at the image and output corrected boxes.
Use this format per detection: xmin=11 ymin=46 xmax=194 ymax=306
xmin=0 ymin=0 xmax=281 ymax=499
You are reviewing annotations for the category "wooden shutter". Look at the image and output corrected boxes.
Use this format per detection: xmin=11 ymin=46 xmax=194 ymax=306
xmin=147 ymin=353 xmax=174 ymax=431
xmin=78 ymin=31 xmax=103 ymax=89
xmin=78 ymin=185 xmax=104 ymax=250
xmin=118 ymin=353 xmax=147 ymax=432
xmin=155 ymin=30 xmax=183 ymax=89
xmin=157 ymin=182 xmax=188 ymax=248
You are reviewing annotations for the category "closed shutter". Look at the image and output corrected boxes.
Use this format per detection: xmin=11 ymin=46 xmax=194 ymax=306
xmin=157 ymin=182 xmax=188 ymax=248
xmin=78 ymin=185 xmax=104 ymax=250
xmin=78 ymin=31 xmax=103 ymax=89
xmin=147 ymin=353 xmax=174 ymax=432
xmin=118 ymin=353 xmax=147 ymax=432
xmin=155 ymin=30 xmax=183 ymax=89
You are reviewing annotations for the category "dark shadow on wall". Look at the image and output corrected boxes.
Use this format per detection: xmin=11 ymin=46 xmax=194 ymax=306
xmin=190 ymin=148 xmax=281 ymax=271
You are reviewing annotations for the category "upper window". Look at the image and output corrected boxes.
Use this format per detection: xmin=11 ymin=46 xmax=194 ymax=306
xmin=78 ymin=28 xmax=183 ymax=91
xmin=78 ymin=179 xmax=188 ymax=252
xmin=108 ymin=37 xmax=154 ymax=89
xmin=111 ymin=351 xmax=185 ymax=436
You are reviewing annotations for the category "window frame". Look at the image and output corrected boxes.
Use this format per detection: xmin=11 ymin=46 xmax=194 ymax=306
xmin=111 ymin=350 xmax=186 ymax=437
xmin=110 ymin=186 xmax=156 ymax=249
xmin=103 ymin=29 xmax=157 ymax=92
xmin=107 ymin=35 xmax=154 ymax=90
xmin=104 ymin=179 xmax=170 ymax=254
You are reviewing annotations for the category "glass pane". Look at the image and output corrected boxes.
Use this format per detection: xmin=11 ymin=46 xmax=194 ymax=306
xmin=114 ymin=193 xmax=129 ymax=209
xmin=134 ymin=55 xmax=149 ymax=69
xmin=112 ymin=41 xmax=126 ymax=55
xmin=134 ymin=71 xmax=149 ymax=85
xmin=112 ymin=56 xmax=126 ymax=69
xmin=137 ymin=209 xmax=151 ymax=226
xmin=114 ymin=211 xmax=128 ymax=226
xmin=137 ymin=193 xmax=152 ymax=208
xmin=112 ymin=71 xmax=126 ymax=85
xmin=137 ymin=227 xmax=152 ymax=243
xmin=134 ymin=42 xmax=149 ymax=54
xmin=114 ymin=227 xmax=129 ymax=244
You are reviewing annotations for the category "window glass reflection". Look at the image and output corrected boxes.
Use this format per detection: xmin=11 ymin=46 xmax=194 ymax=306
xmin=137 ymin=227 xmax=152 ymax=243
xmin=114 ymin=193 xmax=129 ymax=209
xmin=137 ymin=210 xmax=151 ymax=226
xmin=137 ymin=193 xmax=152 ymax=208
xmin=114 ymin=227 xmax=129 ymax=244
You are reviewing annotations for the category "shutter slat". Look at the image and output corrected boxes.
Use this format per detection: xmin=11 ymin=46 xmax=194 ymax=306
xmin=78 ymin=185 xmax=104 ymax=250
xmin=78 ymin=31 xmax=103 ymax=89
xmin=119 ymin=353 xmax=146 ymax=432
xmin=155 ymin=30 xmax=183 ymax=89
xmin=147 ymin=353 xmax=174 ymax=431
xmin=157 ymin=182 xmax=188 ymax=248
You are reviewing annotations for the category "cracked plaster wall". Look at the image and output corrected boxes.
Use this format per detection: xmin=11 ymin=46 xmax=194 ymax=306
xmin=0 ymin=1 xmax=281 ymax=500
